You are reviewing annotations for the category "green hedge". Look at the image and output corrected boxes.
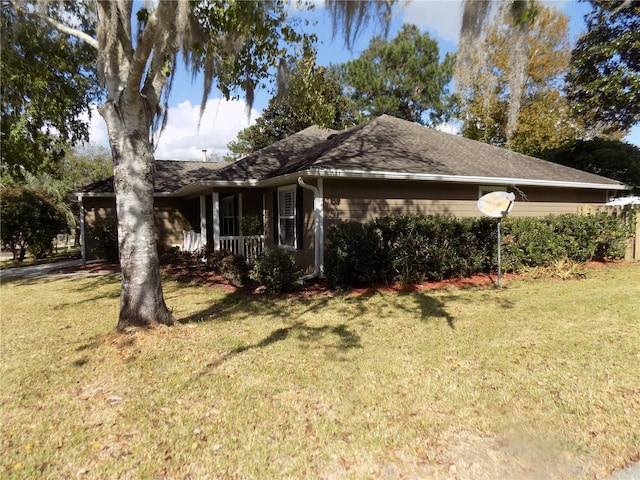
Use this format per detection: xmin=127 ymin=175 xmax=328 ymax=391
xmin=250 ymin=249 xmax=302 ymax=293
xmin=325 ymin=213 xmax=629 ymax=288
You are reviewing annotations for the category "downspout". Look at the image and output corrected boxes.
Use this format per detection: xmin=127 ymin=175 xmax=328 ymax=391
xmin=298 ymin=177 xmax=323 ymax=280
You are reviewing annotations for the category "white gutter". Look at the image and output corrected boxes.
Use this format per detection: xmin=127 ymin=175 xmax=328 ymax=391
xmin=171 ymin=168 xmax=630 ymax=196
xmin=303 ymin=168 xmax=631 ymax=191
xmin=297 ymin=177 xmax=323 ymax=281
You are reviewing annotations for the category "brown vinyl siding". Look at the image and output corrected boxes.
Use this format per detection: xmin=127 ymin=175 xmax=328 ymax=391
xmin=153 ymin=198 xmax=197 ymax=248
xmin=322 ymin=179 xmax=611 ymax=229
xmin=83 ymin=197 xmax=197 ymax=258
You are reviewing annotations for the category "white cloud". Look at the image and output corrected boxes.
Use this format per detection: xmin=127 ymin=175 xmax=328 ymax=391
xmin=435 ymin=122 xmax=459 ymax=135
xmin=86 ymin=99 xmax=259 ymax=161
xmin=399 ymin=0 xmax=463 ymax=44
xmin=154 ymin=99 xmax=259 ymax=160
xmin=82 ymin=105 xmax=109 ymax=147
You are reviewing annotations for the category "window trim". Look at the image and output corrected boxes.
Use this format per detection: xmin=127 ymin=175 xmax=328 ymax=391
xmin=277 ymin=185 xmax=297 ymax=250
xmin=220 ymin=195 xmax=236 ymax=236
xmin=478 ymin=185 xmax=507 ymax=199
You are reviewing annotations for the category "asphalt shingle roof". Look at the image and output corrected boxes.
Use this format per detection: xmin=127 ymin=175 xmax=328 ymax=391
xmin=206 ymin=125 xmax=338 ymax=183
xmin=277 ymin=115 xmax=624 ymax=186
xmin=78 ymin=159 xmax=229 ymax=194
xmin=77 ymin=115 xmax=626 ymax=195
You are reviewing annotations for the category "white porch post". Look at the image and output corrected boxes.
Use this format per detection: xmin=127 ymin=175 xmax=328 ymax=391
xmin=77 ymin=194 xmax=86 ymax=267
xmin=318 ymin=178 xmax=324 ymax=277
xmin=199 ymin=196 xmax=207 ymax=248
xmin=238 ymin=192 xmax=243 ymax=234
xmin=262 ymin=193 xmax=266 ymax=236
xmin=212 ymin=192 xmax=220 ymax=251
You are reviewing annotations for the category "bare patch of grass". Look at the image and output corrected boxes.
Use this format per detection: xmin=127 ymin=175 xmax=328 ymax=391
xmin=1 ymin=263 xmax=639 ymax=479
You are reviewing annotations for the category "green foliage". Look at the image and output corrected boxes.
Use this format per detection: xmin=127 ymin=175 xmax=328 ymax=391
xmin=325 ymin=213 xmax=630 ymax=288
xmin=250 ymin=249 xmax=302 ymax=293
xmin=239 ymin=215 xmax=263 ymax=236
xmin=227 ymin=64 xmax=357 ymax=158
xmin=158 ymin=245 xmax=205 ymax=267
xmin=539 ymin=138 xmax=640 ymax=188
xmin=60 ymin=144 xmax=113 ymax=190
xmin=1 ymin=3 xmax=100 ymax=182
xmin=202 ymin=248 xmax=250 ymax=287
xmin=219 ymin=254 xmax=250 ymax=287
xmin=500 ymin=214 xmax=628 ymax=271
xmin=159 ymin=246 xmax=249 ymax=287
xmin=590 ymin=211 xmax=629 ymax=261
xmin=566 ymin=0 xmax=640 ymax=133
xmin=335 ymin=24 xmax=455 ymax=126
xmin=87 ymin=215 xmax=119 ymax=263
xmin=203 ymin=248 xmax=234 ymax=271
xmin=0 ymin=187 xmax=68 ymax=261
xmin=325 ymin=221 xmax=388 ymax=288
xmin=457 ymin=6 xmax=586 ymax=153
xmin=375 ymin=215 xmax=493 ymax=283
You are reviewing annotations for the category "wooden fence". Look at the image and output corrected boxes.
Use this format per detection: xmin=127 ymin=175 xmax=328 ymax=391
xmin=577 ymin=205 xmax=640 ymax=262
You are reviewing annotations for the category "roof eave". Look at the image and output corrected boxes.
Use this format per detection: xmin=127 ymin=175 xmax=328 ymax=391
xmin=75 ymin=191 xmax=177 ymax=198
xmin=302 ymin=169 xmax=631 ymax=191
xmin=172 ymin=179 xmax=261 ymax=196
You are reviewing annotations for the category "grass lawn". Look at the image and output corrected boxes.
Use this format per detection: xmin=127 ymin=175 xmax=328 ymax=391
xmin=1 ymin=263 xmax=639 ymax=479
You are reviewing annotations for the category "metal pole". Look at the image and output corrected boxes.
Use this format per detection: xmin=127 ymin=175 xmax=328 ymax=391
xmin=497 ymin=218 xmax=502 ymax=287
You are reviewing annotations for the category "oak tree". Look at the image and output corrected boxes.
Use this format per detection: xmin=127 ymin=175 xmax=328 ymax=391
xmin=11 ymin=0 xmax=396 ymax=330
xmin=1 ymin=2 xmax=100 ymax=182
xmin=457 ymin=5 xmax=617 ymax=156
xmin=566 ymin=0 xmax=640 ymax=133
xmin=0 ymin=187 xmax=68 ymax=262
xmin=540 ymin=139 xmax=640 ymax=188
xmin=457 ymin=0 xmax=539 ymax=144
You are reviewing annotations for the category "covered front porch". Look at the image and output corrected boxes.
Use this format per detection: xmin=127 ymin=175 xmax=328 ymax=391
xmin=183 ymin=190 xmax=266 ymax=262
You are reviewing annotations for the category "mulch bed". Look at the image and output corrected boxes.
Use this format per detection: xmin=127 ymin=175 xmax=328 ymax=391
xmin=51 ymin=260 xmax=520 ymax=298
xmin=51 ymin=259 xmax=624 ymax=298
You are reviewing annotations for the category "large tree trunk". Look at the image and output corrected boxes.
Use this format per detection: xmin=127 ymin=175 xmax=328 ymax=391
xmin=99 ymin=96 xmax=176 ymax=331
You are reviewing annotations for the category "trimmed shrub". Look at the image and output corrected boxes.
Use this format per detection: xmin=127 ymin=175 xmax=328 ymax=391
xmin=250 ymin=249 xmax=302 ymax=293
xmin=501 ymin=213 xmax=629 ymax=271
xmin=204 ymin=248 xmax=234 ymax=271
xmin=376 ymin=215 xmax=492 ymax=282
xmin=158 ymin=246 xmax=201 ymax=266
xmin=325 ymin=221 xmax=387 ymax=288
xmin=325 ymin=212 xmax=630 ymax=288
xmin=220 ymin=254 xmax=250 ymax=286
xmin=158 ymin=246 xmax=183 ymax=266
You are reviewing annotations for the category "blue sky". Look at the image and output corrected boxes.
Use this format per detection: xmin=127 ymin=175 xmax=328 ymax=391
xmin=87 ymin=1 xmax=639 ymax=159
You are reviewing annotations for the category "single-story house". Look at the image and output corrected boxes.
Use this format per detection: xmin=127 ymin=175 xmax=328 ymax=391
xmin=77 ymin=114 xmax=631 ymax=276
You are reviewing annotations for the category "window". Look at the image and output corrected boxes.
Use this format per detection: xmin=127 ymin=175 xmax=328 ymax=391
xmin=278 ymin=187 xmax=296 ymax=248
xmin=220 ymin=195 xmax=236 ymax=236
xmin=479 ymin=185 xmax=506 ymax=199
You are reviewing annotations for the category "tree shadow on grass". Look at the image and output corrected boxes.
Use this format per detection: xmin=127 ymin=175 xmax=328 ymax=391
xmin=179 ymin=291 xmax=337 ymax=325
xmin=341 ymin=289 xmax=459 ymax=328
xmin=202 ymin=320 xmax=362 ymax=371
xmin=0 ymin=274 xmax=121 ymax=311
xmin=401 ymin=291 xmax=457 ymax=328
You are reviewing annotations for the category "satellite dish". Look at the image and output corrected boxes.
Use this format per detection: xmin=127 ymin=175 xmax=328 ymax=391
xmin=478 ymin=191 xmax=516 ymax=218
xmin=477 ymin=191 xmax=516 ymax=287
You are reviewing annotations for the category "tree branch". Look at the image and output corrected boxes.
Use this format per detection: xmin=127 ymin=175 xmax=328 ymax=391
xmin=127 ymin=0 xmax=169 ymax=96
xmin=10 ymin=1 xmax=98 ymax=50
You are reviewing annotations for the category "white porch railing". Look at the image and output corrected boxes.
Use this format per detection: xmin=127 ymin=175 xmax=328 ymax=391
xmin=183 ymin=231 xmax=265 ymax=262
xmin=183 ymin=230 xmax=204 ymax=252
xmin=220 ymin=235 xmax=265 ymax=262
